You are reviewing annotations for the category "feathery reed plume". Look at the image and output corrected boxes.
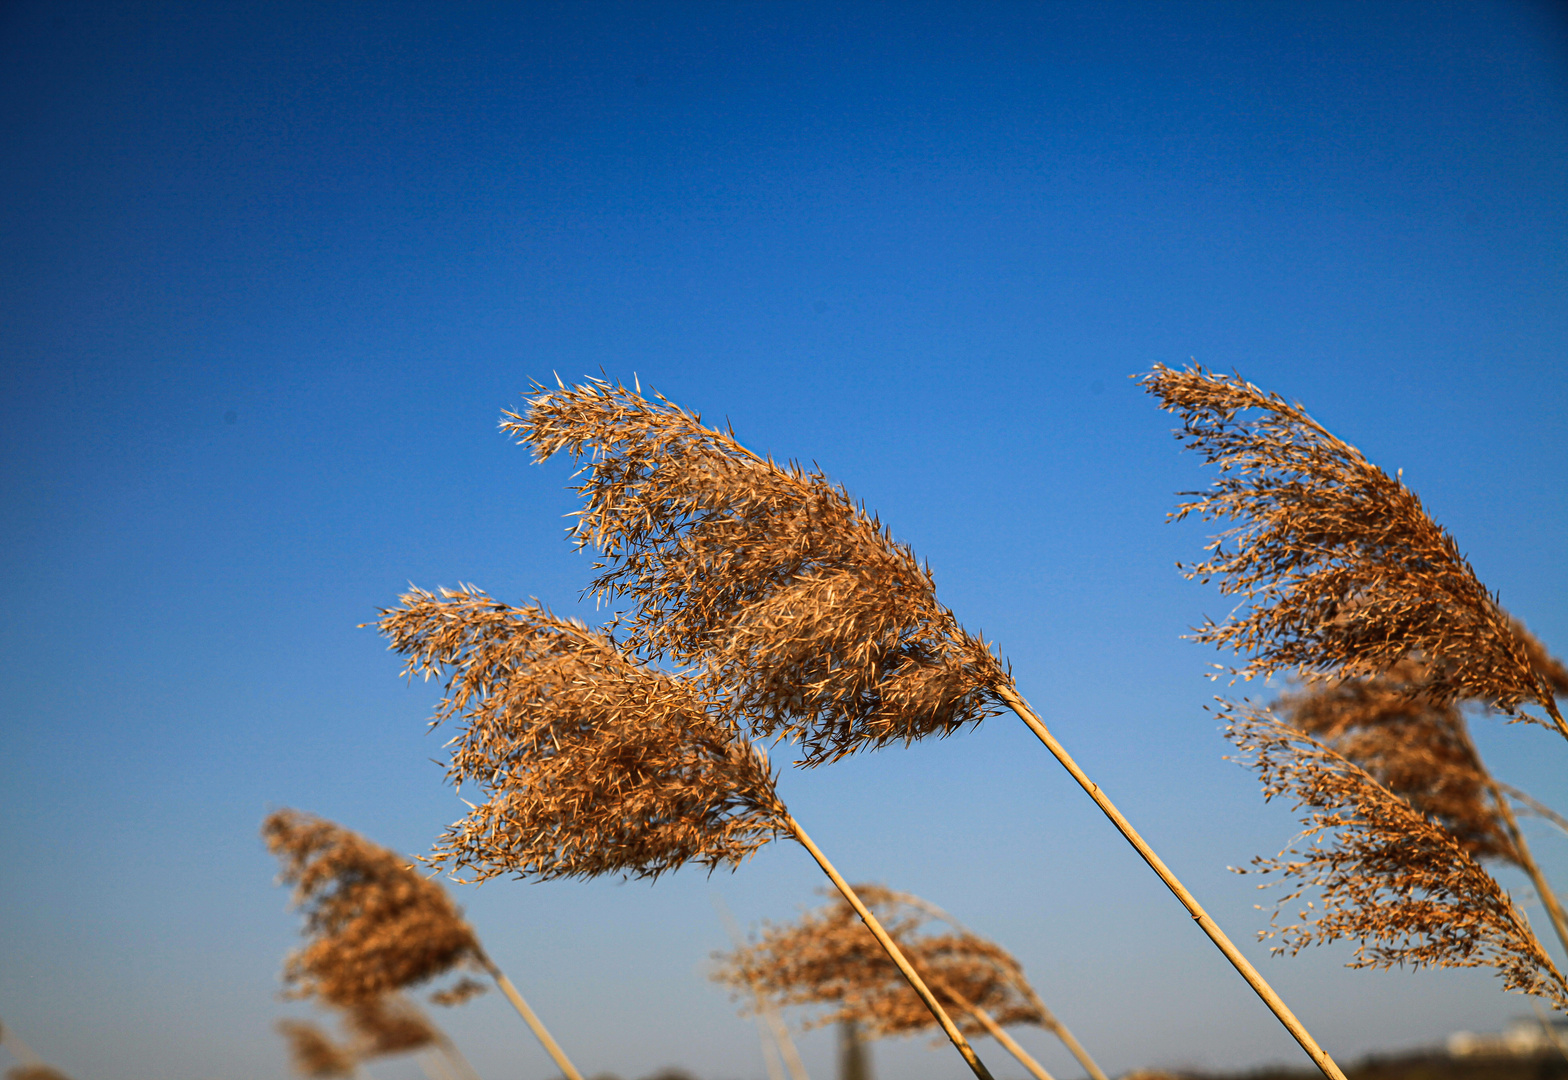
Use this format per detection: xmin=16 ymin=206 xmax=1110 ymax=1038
xmin=263 ymin=809 xmax=483 ymax=1006
xmin=429 ymin=977 xmax=489 ymax=1007
xmin=1274 ymin=651 xmax=1568 ymax=958
xmin=1223 ymin=700 xmax=1568 ymax=1010
xmin=1139 ymin=363 xmax=1568 ymax=742
xmin=511 ymin=381 xmax=1008 ymax=766
xmin=379 ymin=586 xmax=999 ymax=1080
xmin=277 ymin=1019 xmax=359 ymax=1079
xmin=714 ymin=886 xmax=1108 ymax=1080
xmin=263 ymin=807 xmax=579 ymax=1080
xmin=506 ymin=377 xmax=1344 ymax=1080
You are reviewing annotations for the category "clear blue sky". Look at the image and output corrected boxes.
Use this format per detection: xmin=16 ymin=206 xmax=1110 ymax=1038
xmin=3 ymin=3 xmax=1567 ymax=1080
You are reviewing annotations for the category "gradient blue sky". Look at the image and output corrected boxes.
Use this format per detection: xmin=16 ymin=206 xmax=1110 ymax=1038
xmin=4 ymin=3 xmax=1568 ymax=1080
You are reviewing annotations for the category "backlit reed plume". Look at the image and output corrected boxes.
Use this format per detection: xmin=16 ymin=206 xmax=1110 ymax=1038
xmin=1224 ymin=699 xmax=1568 ymax=1011
xmin=263 ymin=809 xmax=576 ymax=1080
xmin=277 ymin=1019 xmax=358 ymax=1079
xmin=1275 ymin=646 xmax=1568 ymax=958
xmin=379 ymin=587 xmax=999 ymax=1080
xmin=1139 ymin=363 xmax=1568 ymax=743
xmin=502 ymin=377 xmax=1344 ymax=1080
xmin=344 ymin=996 xmax=482 ymax=1080
xmin=714 ymin=886 xmax=1106 ymax=1080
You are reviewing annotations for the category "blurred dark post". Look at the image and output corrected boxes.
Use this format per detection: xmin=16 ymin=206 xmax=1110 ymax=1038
xmin=838 ymin=1020 xmax=871 ymax=1080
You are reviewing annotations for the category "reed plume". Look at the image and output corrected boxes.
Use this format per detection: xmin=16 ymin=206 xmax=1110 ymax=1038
xmin=263 ymin=809 xmax=483 ymax=1006
xmin=277 ymin=1019 xmax=358 ymax=1079
xmin=500 ymin=377 xmax=1344 ymax=1080
xmin=1224 ymin=699 xmax=1568 ymax=1010
xmin=344 ymin=996 xmax=439 ymax=1056
xmin=714 ymin=886 xmax=1106 ymax=1080
xmin=5 ymin=1070 xmax=73 ymax=1080
xmin=264 ymin=807 xmax=581 ymax=1080
xmin=379 ymin=586 xmax=1000 ymax=1080
xmin=512 ymin=381 xmax=1007 ymax=766
xmin=1139 ymin=363 xmax=1568 ymax=742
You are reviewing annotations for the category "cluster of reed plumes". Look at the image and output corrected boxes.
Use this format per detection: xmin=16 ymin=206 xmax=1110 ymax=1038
xmin=713 ymin=886 xmax=1108 ymax=1080
xmin=1142 ymin=364 xmax=1568 ymax=1014
xmin=375 ymin=375 xmax=1383 ymax=1080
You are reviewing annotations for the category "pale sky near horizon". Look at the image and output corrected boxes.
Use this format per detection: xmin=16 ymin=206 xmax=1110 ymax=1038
xmin=3 ymin=4 xmax=1568 ymax=1080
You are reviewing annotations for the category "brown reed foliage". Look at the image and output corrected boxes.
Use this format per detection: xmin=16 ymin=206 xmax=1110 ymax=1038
xmin=1223 ymin=700 xmax=1568 ymax=1010
xmin=1273 ymin=661 xmax=1519 ymax=864
xmin=344 ymin=996 xmax=438 ymax=1057
xmin=379 ymin=586 xmax=787 ymax=881
xmin=1140 ymin=364 xmax=1568 ymax=738
xmin=277 ymin=1019 xmax=358 ymax=1078
xmin=507 ymin=378 xmax=1008 ymax=765
xmin=6 ymin=1070 xmax=73 ymax=1080
xmin=428 ymin=977 xmax=489 ymax=1007
xmin=714 ymin=888 xmax=1041 ymax=1038
xmin=262 ymin=808 xmax=483 ymax=1005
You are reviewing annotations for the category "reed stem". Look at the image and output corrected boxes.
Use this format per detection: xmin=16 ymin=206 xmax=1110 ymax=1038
xmin=782 ymin=813 xmax=997 ymax=1080
xmin=1017 ymin=986 xmax=1109 ymax=1080
xmin=478 ymin=954 xmax=584 ymax=1080
xmin=714 ymin=895 xmax=812 ymax=1080
xmin=997 ymin=685 xmax=1347 ymax=1080
xmin=934 ymin=977 xmax=1056 ymax=1080
xmin=1490 ymin=786 xmax=1568 ymax=962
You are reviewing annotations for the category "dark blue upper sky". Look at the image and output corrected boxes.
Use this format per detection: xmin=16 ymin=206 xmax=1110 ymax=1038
xmin=3 ymin=4 xmax=1567 ymax=1080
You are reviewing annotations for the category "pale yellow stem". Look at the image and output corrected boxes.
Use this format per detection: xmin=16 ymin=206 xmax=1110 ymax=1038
xmin=479 ymin=955 xmax=584 ymax=1080
xmin=783 ymin=813 xmax=997 ymax=1080
xmin=1492 ymin=789 xmax=1568 ymax=963
xmin=1017 ymin=986 xmax=1109 ymax=1080
xmin=997 ymin=685 xmax=1346 ymax=1080
xmin=713 ymin=895 xmax=812 ymax=1080
xmin=936 ymin=978 xmax=1055 ymax=1080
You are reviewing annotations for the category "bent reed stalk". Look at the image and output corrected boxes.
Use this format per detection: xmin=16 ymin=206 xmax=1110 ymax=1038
xmin=513 ymin=378 xmax=1343 ymax=1080
xmin=998 ymin=685 xmax=1345 ymax=1080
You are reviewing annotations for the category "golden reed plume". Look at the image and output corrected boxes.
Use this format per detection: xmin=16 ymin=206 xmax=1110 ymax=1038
xmin=474 ymin=377 xmax=1344 ymax=1080
xmin=277 ymin=1019 xmax=358 ymax=1079
xmin=714 ymin=886 xmax=1106 ymax=1080
xmin=1139 ymin=363 xmax=1568 ymax=741
xmin=379 ymin=588 xmax=1000 ymax=1080
xmin=263 ymin=809 xmax=559 ymax=1080
xmin=1223 ymin=701 xmax=1568 ymax=1010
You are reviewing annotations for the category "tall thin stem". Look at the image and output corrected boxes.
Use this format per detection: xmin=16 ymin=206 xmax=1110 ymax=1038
xmin=1017 ymin=986 xmax=1109 ymax=1080
xmin=477 ymin=952 xmax=584 ymax=1080
xmin=783 ymin=813 xmax=997 ymax=1080
xmin=997 ymin=685 xmax=1347 ymax=1080
xmin=1490 ymin=786 xmax=1568 ymax=961
xmin=933 ymin=976 xmax=1055 ymax=1080
xmin=714 ymin=895 xmax=811 ymax=1080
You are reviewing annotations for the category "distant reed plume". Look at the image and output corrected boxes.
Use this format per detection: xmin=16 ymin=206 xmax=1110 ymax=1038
xmin=262 ymin=809 xmax=556 ymax=1080
xmin=5 ymin=1070 xmax=73 ymax=1080
xmin=494 ymin=377 xmax=1343 ymax=1080
xmin=1274 ymin=640 xmax=1568 ymax=958
xmin=1139 ymin=363 xmax=1568 ymax=742
xmin=713 ymin=886 xmax=1106 ymax=1080
xmin=277 ymin=1019 xmax=359 ymax=1079
xmin=344 ymin=995 xmax=437 ymax=1057
xmin=1223 ymin=700 xmax=1568 ymax=1011
xmin=713 ymin=894 xmax=812 ymax=1080
xmin=379 ymin=588 xmax=999 ymax=1080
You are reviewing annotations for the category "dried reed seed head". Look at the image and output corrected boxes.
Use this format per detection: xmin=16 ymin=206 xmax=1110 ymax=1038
xmin=1274 ymin=662 xmax=1518 ymax=864
xmin=276 ymin=1020 xmax=359 ymax=1079
xmin=507 ymin=379 xmax=1008 ymax=765
xmin=379 ymin=587 xmax=786 ymax=882
xmin=714 ymin=887 xmax=1042 ymax=1038
xmin=1141 ymin=364 xmax=1549 ymax=719
xmin=6 ymin=1069 xmax=73 ymax=1080
xmin=1510 ymin=618 xmax=1568 ymax=697
xmin=428 ymin=976 xmax=489 ymax=1007
xmin=262 ymin=808 xmax=482 ymax=1006
xmin=344 ymin=996 xmax=439 ymax=1057
xmin=1224 ymin=701 xmax=1567 ymax=1009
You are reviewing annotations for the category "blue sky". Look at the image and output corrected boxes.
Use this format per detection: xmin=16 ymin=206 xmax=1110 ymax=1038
xmin=3 ymin=3 xmax=1567 ymax=1080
